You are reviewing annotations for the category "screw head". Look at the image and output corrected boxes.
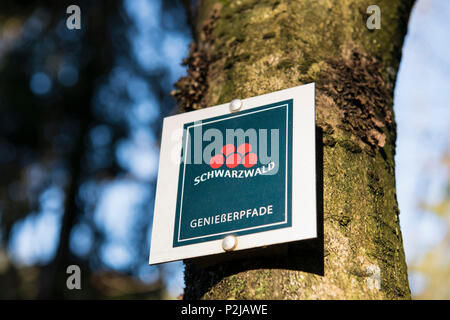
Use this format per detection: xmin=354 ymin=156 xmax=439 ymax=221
xmin=229 ymin=99 xmax=242 ymax=112
xmin=222 ymin=235 xmax=237 ymax=252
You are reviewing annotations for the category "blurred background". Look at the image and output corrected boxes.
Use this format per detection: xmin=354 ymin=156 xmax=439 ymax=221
xmin=0 ymin=0 xmax=448 ymax=299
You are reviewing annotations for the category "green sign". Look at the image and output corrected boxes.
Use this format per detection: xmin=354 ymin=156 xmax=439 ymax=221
xmin=173 ymin=100 xmax=293 ymax=247
xmin=149 ymin=83 xmax=316 ymax=265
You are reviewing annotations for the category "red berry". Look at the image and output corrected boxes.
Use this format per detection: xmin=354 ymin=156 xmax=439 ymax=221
xmin=242 ymin=153 xmax=258 ymax=168
xmin=226 ymin=153 xmax=241 ymax=168
xmin=237 ymin=143 xmax=252 ymax=156
xmin=210 ymin=154 xmax=225 ymax=169
xmin=221 ymin=144 xmax=235 ymax=156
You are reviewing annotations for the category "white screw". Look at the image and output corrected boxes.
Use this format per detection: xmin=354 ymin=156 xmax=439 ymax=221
xmin=229 ymin=99 xmax=242 ymax=112
xmin=222 ymin=235 xmax=238 ymax=252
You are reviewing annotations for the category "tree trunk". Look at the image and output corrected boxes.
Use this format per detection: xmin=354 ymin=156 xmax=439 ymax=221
xmin=175 ymin=0 xmax=415 ymax=299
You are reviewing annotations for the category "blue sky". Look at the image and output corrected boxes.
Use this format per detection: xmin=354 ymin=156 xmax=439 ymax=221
xmin=9 ymin=0 xmax=190 ymax=297
xmin=395 ymin=0 xmax=450 ymax=294
xmin=396 ymin=0 xmax=450 ymax=218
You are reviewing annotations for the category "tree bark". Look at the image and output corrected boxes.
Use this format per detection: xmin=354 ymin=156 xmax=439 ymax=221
xmin=175 ymin=0 xmax=415 ymax=299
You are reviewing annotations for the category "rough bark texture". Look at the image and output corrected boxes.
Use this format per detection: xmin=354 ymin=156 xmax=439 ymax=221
xmin=175 ymin=0 xmax=415 ymax=299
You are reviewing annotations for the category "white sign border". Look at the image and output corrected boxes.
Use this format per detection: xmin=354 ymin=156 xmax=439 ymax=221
xmin=149 ymin=83 xmax=316 ymax=265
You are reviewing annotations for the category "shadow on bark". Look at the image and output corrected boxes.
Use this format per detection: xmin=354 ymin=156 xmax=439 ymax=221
xmin=183 ymin=127 xmax=324 ymax=299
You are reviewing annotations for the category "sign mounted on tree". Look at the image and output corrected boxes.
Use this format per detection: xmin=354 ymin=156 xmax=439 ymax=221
xmin=149 ymin=83 xmax=316 ymax=264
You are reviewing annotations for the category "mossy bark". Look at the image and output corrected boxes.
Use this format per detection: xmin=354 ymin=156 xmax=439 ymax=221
xmin=175 ymin=0 xmax=415 ymax=299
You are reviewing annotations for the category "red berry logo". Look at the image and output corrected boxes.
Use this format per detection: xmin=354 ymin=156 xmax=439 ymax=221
xmin=209 ymin=143 xmax=258 ymax=169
